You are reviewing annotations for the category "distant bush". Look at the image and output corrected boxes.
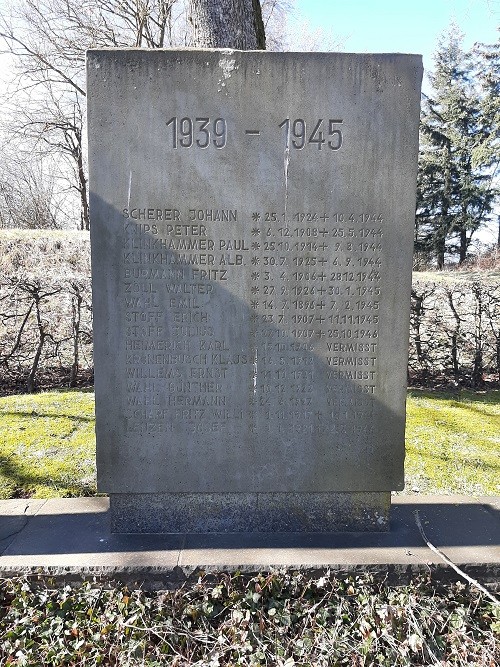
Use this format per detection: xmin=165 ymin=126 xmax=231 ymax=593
xmin=1 ymin=232 xmax=499 ymax=392
xmin=460 ymin=246 xmax=500 ymax=272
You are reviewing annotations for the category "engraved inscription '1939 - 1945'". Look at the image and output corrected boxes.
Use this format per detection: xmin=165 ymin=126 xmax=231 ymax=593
xmin=165 ymin=117 xmax=343 ymax=151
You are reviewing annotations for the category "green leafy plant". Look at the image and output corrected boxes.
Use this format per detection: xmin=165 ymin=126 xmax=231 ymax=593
xmin=0 ymin=572 xmax=498 ymax=666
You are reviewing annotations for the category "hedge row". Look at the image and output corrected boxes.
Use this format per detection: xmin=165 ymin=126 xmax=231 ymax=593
xmin=1 ymin=232 xmax=499 ymax=392
xmin=409 ymin=278 xmax=500 ymax=386
xmin=0 ymin=232 xmax=92 ymax=392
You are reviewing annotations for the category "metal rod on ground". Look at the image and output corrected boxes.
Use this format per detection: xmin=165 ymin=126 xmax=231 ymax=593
xmin=414 ymin=509 xmax=499 ymax=605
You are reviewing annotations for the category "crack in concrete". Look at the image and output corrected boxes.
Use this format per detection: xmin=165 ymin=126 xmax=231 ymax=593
xmin=0 ymin=500 xmax=47 ymax=556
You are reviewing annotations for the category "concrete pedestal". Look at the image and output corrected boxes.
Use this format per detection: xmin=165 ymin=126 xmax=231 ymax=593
xmin=109 ymin=492 xmax=391 ymax=533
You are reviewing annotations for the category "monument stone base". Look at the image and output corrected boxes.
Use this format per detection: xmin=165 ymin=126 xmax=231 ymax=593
xmin=109 ymin=493 xmax=391 ymax=533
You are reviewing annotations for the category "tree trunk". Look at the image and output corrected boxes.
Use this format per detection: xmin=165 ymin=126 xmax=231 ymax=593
xmin=189 ymin=0 xmax=266 ymax=49
xmin=78 ymin=146 xmax=90 ymax=231
xmin=70 ymin=290 xmax=82 ymax=387
xmin=26 ymin=296 xmax=44 ymax=393
xmin=471 ymin=284 xmax=484 ymax=387
xmin=411 ymin=291 xmax=425 ymax=366
xmin=459 ymin=228 xmax=467 ymax=264
xmin=435 ymin=232 xmax=446 ymax=270
xmin=435 ymin=138 xmax=452 ymax=269
xmin=447 ymin=291 xmax=461 ymax=379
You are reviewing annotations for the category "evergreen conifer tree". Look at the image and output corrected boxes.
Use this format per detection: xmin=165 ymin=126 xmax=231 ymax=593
xmin=416 ymin=29 xmax=496 ymax=267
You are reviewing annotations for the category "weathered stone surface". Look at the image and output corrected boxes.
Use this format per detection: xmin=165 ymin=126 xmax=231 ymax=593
xmin=87 ymin=50 xmax=422 ymax=531
xmin=110 ymin=493 xmax=391 ymax=533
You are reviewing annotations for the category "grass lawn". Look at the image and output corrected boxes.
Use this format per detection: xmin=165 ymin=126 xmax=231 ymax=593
xmin=0 ymin=389 xmax=96 ymax=499
xmin=405 ymin=389 xmax=500 ymax=496
xmin=0 ymin=388 xmax=499 ymax=499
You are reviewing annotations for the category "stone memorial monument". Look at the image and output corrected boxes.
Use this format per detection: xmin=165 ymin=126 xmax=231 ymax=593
xmin=87 ymin=50 xmax=422 ymax=532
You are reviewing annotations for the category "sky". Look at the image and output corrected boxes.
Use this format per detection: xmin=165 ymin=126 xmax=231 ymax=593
xmin=291 ymin=0 xmax=499 ymax=82
xmin=0 ymin=0 xmax=497 ymax=86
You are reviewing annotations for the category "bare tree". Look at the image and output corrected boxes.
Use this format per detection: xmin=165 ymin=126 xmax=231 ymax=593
xmin=0 ymin=0 xmax=277 ymax=94
xmin=0 ymin=0 xmax=186 ymax=229
xmin=0 ymin=147 xmax=65 ymax=229
xmin=0 ymin=0 xmax=295 ymax=229
xmin=3 ymin=89 xmax=89 ymax=229
xmin=0 ymin=0 xmax=184 ymax=93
